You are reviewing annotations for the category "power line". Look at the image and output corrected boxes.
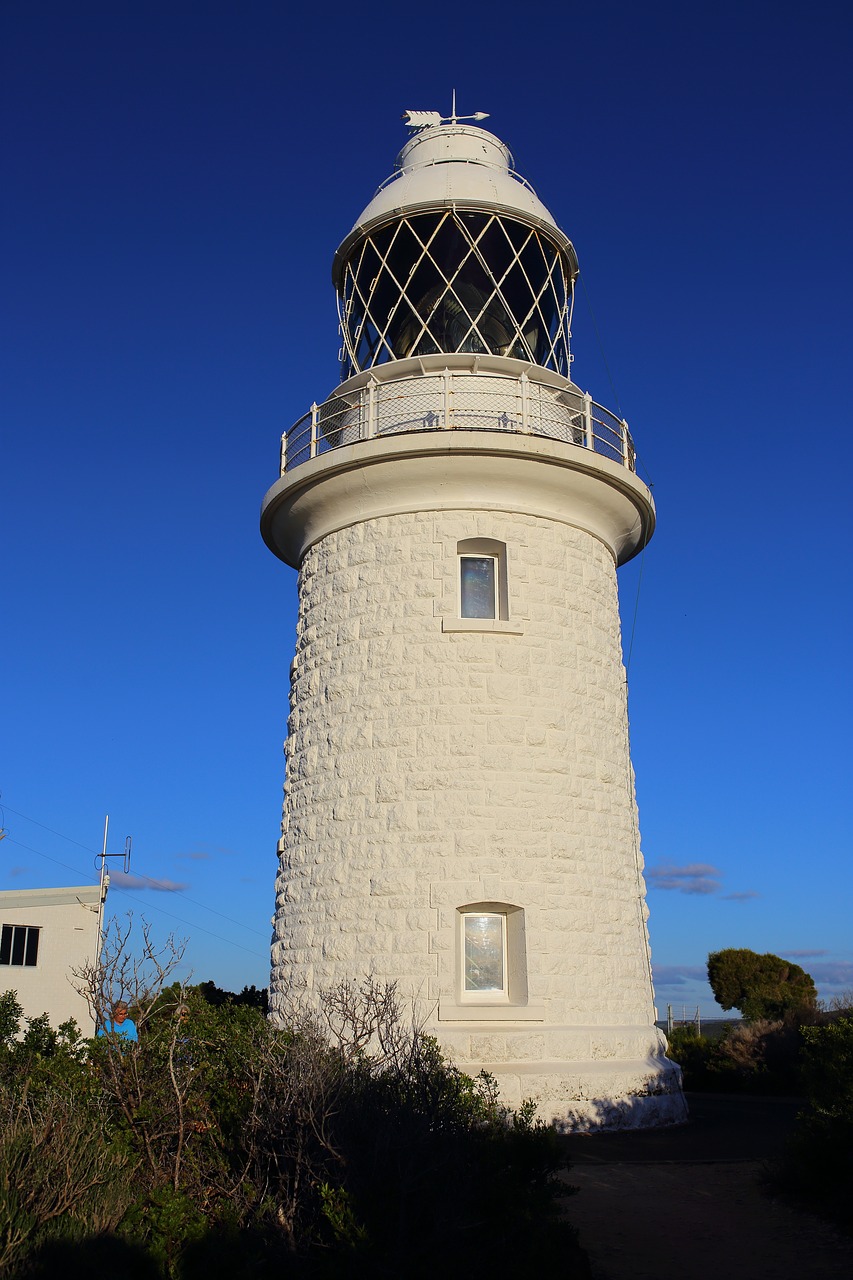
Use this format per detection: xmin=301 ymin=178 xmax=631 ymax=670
xmin=0 ymin=803 xmax=268 ymax=957
xmin=1 ymin=803 xmax=99 ymax=855
xmin=1 ymin=801 xmax=269 ymax=939
xmin=1 ymin=835 xmax=99 ymax=885
xmin=3 ymin=832 xmax=266 ymax=960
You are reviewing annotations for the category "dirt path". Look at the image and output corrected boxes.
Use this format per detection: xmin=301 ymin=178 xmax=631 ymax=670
xmin=558 ymin=1095 xmax=853 ymax=1280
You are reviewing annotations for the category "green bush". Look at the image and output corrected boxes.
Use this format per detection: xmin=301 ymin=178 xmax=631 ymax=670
xmin=0 ymin=983 xmax=589 ymax=1278
xmin=666 ymin=1020 xmax=802 ymax=1093
xmin=707 ymin=949 xmax=817 ymax=1022
xmin=777 ymin=1016 xmax=853 ymax=1229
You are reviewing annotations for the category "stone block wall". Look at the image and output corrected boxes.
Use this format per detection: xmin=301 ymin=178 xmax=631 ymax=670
xmin=269 ymin=506 xmax=685 ymax=1124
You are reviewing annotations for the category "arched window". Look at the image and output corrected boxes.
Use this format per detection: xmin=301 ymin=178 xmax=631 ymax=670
xmin=457 ymin=902 xmax=528 ymax=1006
xmin=457 ymin=538 xmax=508 ymax=621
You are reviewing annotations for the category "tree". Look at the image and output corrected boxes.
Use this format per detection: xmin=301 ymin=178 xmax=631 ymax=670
xmin=707 ymin=948 xmax=817 ymax=1022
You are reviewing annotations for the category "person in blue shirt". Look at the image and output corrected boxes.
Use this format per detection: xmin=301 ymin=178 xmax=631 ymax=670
xmin=98 ymin=1000 xmax=138 ymax=1043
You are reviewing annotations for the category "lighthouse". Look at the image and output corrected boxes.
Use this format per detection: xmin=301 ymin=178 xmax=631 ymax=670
xmin=262 ymin=109 xmax=685 ymax=1128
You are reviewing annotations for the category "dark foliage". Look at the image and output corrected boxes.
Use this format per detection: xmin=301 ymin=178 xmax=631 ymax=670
xmin=196 ymin=980 xmax=269 ymax=1015
xmin=774 ymin=1016 xmax=853 ymax=1233
xmin=707 ymin=949 xmax=817 ymax=1023
xmin=0 ymin=982 xmax=588 ymax=1278
xmin=666 ymin=1020 xmax=803 ymax=1094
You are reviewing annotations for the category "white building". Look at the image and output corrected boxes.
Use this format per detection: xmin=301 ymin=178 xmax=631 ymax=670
xmin=0 ymin=884 xmax=103 ymax=1035
xmin=262 ymin=111 xmax=685 ymax=1128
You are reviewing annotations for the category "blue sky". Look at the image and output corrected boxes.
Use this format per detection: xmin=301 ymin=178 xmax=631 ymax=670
xmin=2 ymin=1 xmax=851 ymax=1014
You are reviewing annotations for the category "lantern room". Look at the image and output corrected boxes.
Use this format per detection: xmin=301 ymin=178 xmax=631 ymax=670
xmin=332 ymin=123 xmax=580 ymax=380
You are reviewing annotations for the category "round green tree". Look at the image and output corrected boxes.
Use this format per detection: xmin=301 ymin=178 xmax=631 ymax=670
xmin=707 ymin=949 xmax=817 ymax=1021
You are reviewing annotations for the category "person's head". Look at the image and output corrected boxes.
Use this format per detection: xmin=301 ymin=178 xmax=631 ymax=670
xmin=113 ymin=1001 xmax=129 ymax=1024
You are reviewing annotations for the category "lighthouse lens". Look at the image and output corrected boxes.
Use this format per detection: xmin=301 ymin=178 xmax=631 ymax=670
xmin=339 ymin=211 xmax=571 ymax=378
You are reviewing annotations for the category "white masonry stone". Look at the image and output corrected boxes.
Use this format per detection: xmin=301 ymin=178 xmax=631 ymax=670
xmin=269 ymin=497 xmax=685 ymax=1128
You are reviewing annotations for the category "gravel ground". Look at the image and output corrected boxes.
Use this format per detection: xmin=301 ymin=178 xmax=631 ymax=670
xmin=556 ymin=1094 xmax=853 ymax=1280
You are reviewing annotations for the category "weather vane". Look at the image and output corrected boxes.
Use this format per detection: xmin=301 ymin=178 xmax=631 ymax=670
xmin=402 ymin=90 xmax=489 ymax=131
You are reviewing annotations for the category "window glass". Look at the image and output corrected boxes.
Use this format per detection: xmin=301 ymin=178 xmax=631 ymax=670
xmin=463 ymin=914 xmax=505 ymax=993
xmin=460 ymin=556 xmax=496 ymax=619
xmin=0 ymin=924 xmax=40 ymax=967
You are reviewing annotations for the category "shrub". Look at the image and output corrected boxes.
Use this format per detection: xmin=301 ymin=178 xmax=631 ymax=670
xmin=0 ymin=1088 xmax=137 ymax=1274
xmin=776 ymin=1016 xmax=853 ymax=1230
xmin=666 ymin=1020 xmax=802 ymax=1093
xmin=665 ymin=1027 xmax=715 ymax=1088
xmin=0 ymin=967 xmax=590 ymax=1277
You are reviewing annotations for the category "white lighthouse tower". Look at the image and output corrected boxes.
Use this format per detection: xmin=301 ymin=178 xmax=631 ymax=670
xmin=262 ymin=109 xmax=685 ymax=1128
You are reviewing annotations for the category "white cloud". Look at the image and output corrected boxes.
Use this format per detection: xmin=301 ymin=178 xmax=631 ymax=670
xmin=808 ymin=961 xmax=853 ymax=988
xmin=646 ymin=862 xmax=758 ymax=900
xmin=111 ymin=871 xmax=189 ymax=892
xmin=652 ymin=964 xmax=707 ymax=987
xmin=646 ymin=863 xmax=721 ymax=895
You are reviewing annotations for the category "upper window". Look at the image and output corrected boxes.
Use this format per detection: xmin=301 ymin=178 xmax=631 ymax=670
xmin=459 ymin=555 xmax=498 ymax=619
xmin=456 ymin=538 xmax=509 ymax=623
xmin=0 ymin=924 xmax=40 ymax=967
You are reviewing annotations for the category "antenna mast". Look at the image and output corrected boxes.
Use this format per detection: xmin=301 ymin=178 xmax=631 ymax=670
xmin=95 ymin=815 xmax=132 ymax=950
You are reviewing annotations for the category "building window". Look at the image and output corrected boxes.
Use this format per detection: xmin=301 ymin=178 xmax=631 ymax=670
xmin=457 ymin=902 xmax=529 ymax=1006
xmin=0 ymin=924 xmax=40 ymax=967
xmin=462 ymin=912 xmax=507 ymax=997
xmin=456 ymin=538 xmax=509 ymax=621
xmin=460 ymin=555 xmax=498 ymax=619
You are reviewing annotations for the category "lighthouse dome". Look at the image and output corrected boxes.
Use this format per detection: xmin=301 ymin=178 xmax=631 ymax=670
xmin=333 ymin=119 xmax=579 ymax=382
xmin=337 ymin=124 xmax=565 ymax=247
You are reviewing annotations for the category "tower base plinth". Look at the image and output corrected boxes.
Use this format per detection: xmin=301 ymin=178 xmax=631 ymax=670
xmin=487 ymin=1059 xmax=687 ymax=1131
xmin=434 ymin=1022 xmax=687 ymax=1130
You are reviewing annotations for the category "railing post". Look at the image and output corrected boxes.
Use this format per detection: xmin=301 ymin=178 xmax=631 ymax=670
xmin=442 ymin=368 xmax=452 ymax=429
xmin=621 ymin=418 xmax=630 ymax=468
xmin=365 ymin=378 xmax=377 ymax=439
xmin=583 ymin=392 xmax=594 ymax=451
xmin=520 ymin=371 xmax=531 ymax=432
xmin=280 ymin=431 xmax=288 ymax=476
xmin=310 ymin=402 xmax=318 ymax=459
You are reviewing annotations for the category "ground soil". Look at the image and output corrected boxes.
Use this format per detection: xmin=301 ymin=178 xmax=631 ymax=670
xmin=557 ymin=1093 xmax=853 ymax=1280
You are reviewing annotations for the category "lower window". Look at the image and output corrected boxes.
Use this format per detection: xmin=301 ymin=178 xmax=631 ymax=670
xmin=462 ymin=912 xmax=507 ymax=997
xmin=0 ymin=924 xmax=40 ymax=967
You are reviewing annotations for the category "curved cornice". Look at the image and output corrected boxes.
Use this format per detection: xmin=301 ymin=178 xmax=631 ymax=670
xmin=261 ymin=431 xmax=655 ymax=569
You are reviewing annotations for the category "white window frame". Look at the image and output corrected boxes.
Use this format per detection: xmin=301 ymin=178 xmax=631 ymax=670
xmin=458 ymin=553 xmax=499 ymax=621
xmin=460 ymin=910 xmax=508 ymax=1003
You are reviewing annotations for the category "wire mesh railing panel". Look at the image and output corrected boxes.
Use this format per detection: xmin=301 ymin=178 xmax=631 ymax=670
xmin=317 ymin=398 xmax=363 ymax=453
xmin=590 ymin=404 xmax=625 ymax=464
xmin=375 ymin=383 xmax=445 ymax=435
xmin=529 ymin=384 xmax=584 ymax=447
xmin=450 ymin=377 xmax=523 ymax=432
xmin=280 ymin=370 xmax=635 ymax=476
xmin=284 ymin=411 xmax=314 ymax=471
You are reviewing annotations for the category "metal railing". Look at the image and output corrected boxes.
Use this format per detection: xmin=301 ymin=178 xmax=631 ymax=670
xmin=280 ymin=367 xmax=635 ymax=476
xmin=373 ymin=156 xmax=539 ymax=199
